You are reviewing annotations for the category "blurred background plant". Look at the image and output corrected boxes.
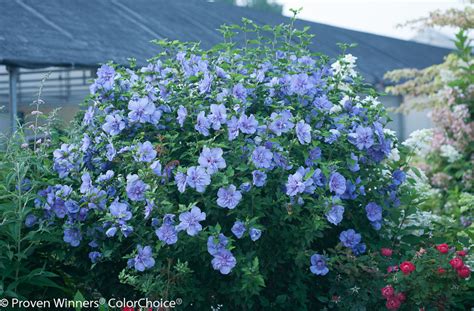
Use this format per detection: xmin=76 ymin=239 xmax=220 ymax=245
xmin=0 ymin=74 xmax=68 ymax=299
xmin=384 ymin=4 xmax=473 ymax=236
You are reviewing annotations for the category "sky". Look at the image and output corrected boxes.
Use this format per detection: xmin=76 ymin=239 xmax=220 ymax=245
xmin=275 ymin=0 xmax=469 ymax=43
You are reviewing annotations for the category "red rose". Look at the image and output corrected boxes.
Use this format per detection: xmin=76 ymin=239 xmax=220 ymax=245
xmin=449 ymin=257 xmax=464 ymax=270
xmin=437 ymin=267 xmax=446 ymax=274
xmin=386 ymin=297 xmax=401 ymax=310
xmin=387 ymin=265 xmax=399 ymax=273
xmin=457 ymin=250 xmax=467 ymax=257
xmin=381 ymin=248 xmax=393 ymax=257
xmin=436 ymin=243 xmax=449 ymax=254
xmin=399 ymin=261 xmax=416 ymax=275
xmin=381 ymin=285 xmax=395 ymax=298
xmin=457 ymin=265 xmax=471 ymax=279
xmin=396 ymin=292 xmax=406 ymax=302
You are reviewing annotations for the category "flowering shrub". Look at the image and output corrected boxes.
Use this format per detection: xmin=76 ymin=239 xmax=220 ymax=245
xmin=385 ymin=29 xmax=473 ymax=230
xmin=33 ymin=19 xmax=417 ymax=308
xmin=325 ymin=230 xmax=473 ymax=310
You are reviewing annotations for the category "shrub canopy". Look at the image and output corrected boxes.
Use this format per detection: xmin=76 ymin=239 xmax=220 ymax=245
xmin=35 ymin=20 xmax=407 ymax=309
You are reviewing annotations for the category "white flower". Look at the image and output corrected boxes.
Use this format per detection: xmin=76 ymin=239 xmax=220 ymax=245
xmin=362 ymin=95 xmax=381 ymax=108
xmin=339 ymin=95 xmax=350 ymax=106
xmin=330 ymin=54 xmax=357 ymax=79
xmin=343 ymin=53 xmax=357 ymax=65
xmin=403 ymin=129 xmax=433 ymax=157
xmin=330 ymin=104 xmax=342 ymax=114
xmin=383 ymin=128 xmax=397 ymax=138
xmin=388 ymin=148 xmax=400 ymax=162
xmin=440 ymin=144 xmax=462 ymax=163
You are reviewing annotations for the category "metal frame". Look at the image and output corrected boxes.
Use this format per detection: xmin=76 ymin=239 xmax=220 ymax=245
xmin=7 ymin=66 xmax=19 ymax=133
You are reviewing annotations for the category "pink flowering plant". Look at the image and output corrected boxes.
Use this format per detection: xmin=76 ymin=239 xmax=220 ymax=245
xmin=322 ymin=192 xmax=473 ymax=310
xmin=29 ymin=19 xmax=427 ymax=308
xmin=385 ymin=30 xmax=473 ymax=229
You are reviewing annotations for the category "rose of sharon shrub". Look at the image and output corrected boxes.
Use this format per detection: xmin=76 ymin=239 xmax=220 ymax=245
xmin=34 ymin=21 xmax=407 ymax=308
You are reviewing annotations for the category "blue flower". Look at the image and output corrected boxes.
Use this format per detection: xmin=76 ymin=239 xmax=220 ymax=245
xmin=268 ymin=111 xmax=294 ymax=136
xmin=286 ymin=172 xmax=306 ymax=196
xmin=105 ymin=227 xmax=118 ymax=237
xmin=150 ymin=160 xmax=162 ymax=176
xmin=329 ymin=172 xmax=346 ymax=195
xmin=133 ymin=245 xmax=155 ymax=272
xmin=249 ymin=228 xmax=262 ymax=241
xmin=392 ymin=169 xmax=406 ymax=186
xmin=339 ymin=229 xmax=361 ymax=248
xmin=217 ymin=185 xmax=242 ymax=209
xmin=352 ymin=243 xmax=366 ymax=256
xmin=238 ymin=114 xmax=258 ymax=135
xmin=128 ymin=97 xmax=155 ymax=123
xmin=177 ymin=105 xmax=187 ymax=127
xmin=207 ymin=234 xmax=229 ymax=255
xmin=252 ymin=170 xmax=267 ymax=187
xmin=175 ymin=172 xmax=187 ymax=193
xmin=186 ymin=166 xmax=211 ymax=193
xmin=105 ymin=143 xmax=116 ymax=161
xmin=24 ymin=214 xmax=37 ymax=228
xmin=144 ymin=199 xmax=154 ymax=219
xmin=198 ymin=147 xmax=226 ymax=174
xmin=199 ymin=73 xmax=213 ymax=94
xmin=305 ymin=147 xmax=322 ymax=166
xmin=227 ymin=116 xmax=240 ymax=141
xmin=325 ymin=129 xmax=340 ymax=144
xmin=348 ymin=153 xmax=360 ymax=172
xmin=156 ymin=214 xmax=178 ymax=245
xmin=89 ymin=251 xmax=102 ymax=263
xmin=63 ymin=227 xmax=82 ymax=247
xmin=296 ymin=120 xmax=312 ymax=145
xmin=326 ymin=205 xmax=344 ymax=225
xmin=102 ymin=113 xmax=126 ymax=136
xmin=211 ymin=250 xmax=237 ymax=274
xmin=288 ymin=73 xmax=312 ymax=96
xmin=232 ymin=83 xmax=248 ymax=102
xmin=110 ymin=200 xmax=132 ymax=223
xmin=349 ymin=126 xmax=374 ymax=150
xmin=310 ymin=253 xmax=329 ymax=275
xmin=176 ymin=206 xmax=206 ymax=236
xmin=135 ymin=141 xmax=157 ymax=163
xmin=239 ymin=182 xmax=251 ymax=192
xmin=365 ymin=202 xmax=382 ymax=222
xmin=90 ymin=64 xmax=115 ymax=94
xmin=231 ymin=221 xmax=246 ymax=239
xmin=65 ymin=200 xmax=80 ymax=214
xmin=208 ymin=104 xmax=227 ymax=130
xmin=251 ymin=146 xmax=273 ymax=169
xmin=195 ymin=111 xmax=211 ymax=136
xmin=125 ymin=174 xmax=149 ymax=201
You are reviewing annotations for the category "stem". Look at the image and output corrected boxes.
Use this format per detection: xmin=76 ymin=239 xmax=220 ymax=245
xmin=14 ymin=163 xmax=23 ymax=291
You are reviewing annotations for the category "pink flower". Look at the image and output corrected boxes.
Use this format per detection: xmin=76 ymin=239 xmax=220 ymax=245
xmin=449 ymin=258 xmax=464 ymax=270
xmin=386 ymin=297 xmax=401 ymax=310
xmin=381 ymin=285 xmax=395 ymax=298
xmin=381 ymin=248 xmax=393 ymax=257
xmin=396 ymin=292 xmax=406 ymax=303
xmin=457 ymin=265 xmax=471 ymax=279
xmin=436 ymin=243 xmax=449 ymax=254
xmin=457 ymin=250 xmax=467 ymax=257
xmin=399 ymin=261 xmax=415 ymax=275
